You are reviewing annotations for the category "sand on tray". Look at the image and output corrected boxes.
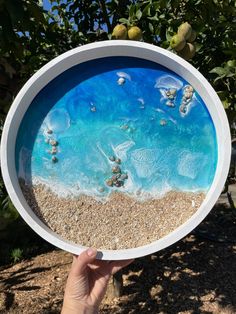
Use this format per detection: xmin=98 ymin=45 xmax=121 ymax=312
xmin=20 ymin=182 xmax=205 ymax=250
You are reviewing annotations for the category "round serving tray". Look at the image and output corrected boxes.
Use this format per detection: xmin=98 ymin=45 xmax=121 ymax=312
xmin=1 ymin=40 xmax=231 ymax=260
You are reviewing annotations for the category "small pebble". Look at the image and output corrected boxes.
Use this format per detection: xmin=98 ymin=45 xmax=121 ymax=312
xmin=115 ymin=180 xmax=124 ymax=187
xmin=106 ymin=179 xmax=113 ymax=187
xmin=184 ymin=91 xmax=193 ymax=99
xmin=111 ymin=175 xmax=118 ymax=181
xmin=120 ymin=173 xmax=128 ymax=180
xmin=160 ymin=119 xmax=167 ymax=126
xmin=166 ymin=100 xmax=175 ymax=107
xmin=169 ymin=88 xmax=177 ymax=96
xmin=47 ymin=129 xmax=53 ymax=134
xmin=120 ymin=124 xmax=129 ymax=130
xmin=51 ymin=146 xmax=57 ymax=154
xmin=117 ymin=77 xmax=125 ymax=85
xmin=115 ymin=158 xmax=121 ymax=164
xmin=165 ymin=90 xmax=171 ymax=97
xmin=49 ymin=139 xmax=58 ymax=146
xmin=185 ymin=85 xmax=194 ymax=92
xmin=52 ymin=156 xmax=58 ymax=163
xmin=109 ymin=156 xmax=115 ymax=162
xmin=98 ymin=187 xmax=105 ymax=193
xmin=112 ymin=165 xmax=121 ymax=174
xmin=179 ymin=104 xmax=187 ymax=114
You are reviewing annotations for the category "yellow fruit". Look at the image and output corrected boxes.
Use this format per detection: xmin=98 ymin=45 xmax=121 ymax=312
xmin=128 ymin=26 xmax=142 ymax=41
xmin=170 ymin=34 xmax=186 ymax=52
xmin=178 ymin=22 xmax=192 ymax=40
xmin=178 ymin=43 xmax=196 ymax=60
xmin=112 ymin=24 xmax=127 ymax=39
xmin=188 ymin=30 xmax=197 ymax=43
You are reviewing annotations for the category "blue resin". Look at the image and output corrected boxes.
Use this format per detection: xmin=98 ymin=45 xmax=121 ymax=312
xmin=15 ymin=57 xmax=218 ymax=198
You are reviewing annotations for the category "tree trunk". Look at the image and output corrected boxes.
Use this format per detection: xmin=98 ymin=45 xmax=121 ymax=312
xmin=105 ymin=271 xmax=123 ymax=301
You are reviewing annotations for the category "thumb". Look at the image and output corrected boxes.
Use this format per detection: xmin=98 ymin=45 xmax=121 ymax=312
xmin=70 ymin=248 xmax=97 ymax=276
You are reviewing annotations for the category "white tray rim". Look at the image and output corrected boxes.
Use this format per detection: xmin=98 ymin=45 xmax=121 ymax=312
xmin=1 ymin=40 xmax=231 ymax=260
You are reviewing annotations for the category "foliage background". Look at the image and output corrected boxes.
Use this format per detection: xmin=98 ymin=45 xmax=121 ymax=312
xmin=0 ymin=0 xmax=235 ymax=262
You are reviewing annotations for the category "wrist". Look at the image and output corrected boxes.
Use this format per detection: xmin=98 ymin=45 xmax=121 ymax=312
xmin=61 ymin=301 xmax=99 ymax=314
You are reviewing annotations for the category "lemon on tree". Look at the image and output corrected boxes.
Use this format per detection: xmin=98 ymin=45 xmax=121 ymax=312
xmin=178 ymin=43 xmax=196 ymax=60
xmin=112 ymin=24 xmax=127 ymax=39
xmin=188 ymin=30 xmax=197 ymax=43
xmin=178 ymin=22 xmax=192 ymax=40
xmin=170 ymin=34 xmax=186 ymax=52
xmin=128 ymin=26 xmax=142 ymax=41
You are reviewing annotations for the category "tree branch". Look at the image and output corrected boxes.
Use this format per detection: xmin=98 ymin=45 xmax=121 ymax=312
xmin=99 ymin=0 xmax=112 ymax=33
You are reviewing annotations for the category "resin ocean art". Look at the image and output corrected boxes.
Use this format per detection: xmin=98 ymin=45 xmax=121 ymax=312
xmin=16 ymin=57 xmax=218 ymax=249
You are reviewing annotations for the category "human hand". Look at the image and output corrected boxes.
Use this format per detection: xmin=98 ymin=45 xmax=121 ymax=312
xmin=61 ymin=248 xmax=134 ymax=314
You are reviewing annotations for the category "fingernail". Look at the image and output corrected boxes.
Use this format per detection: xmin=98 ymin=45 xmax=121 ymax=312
xmin=87 ymin=248 xmax=97 ymax=257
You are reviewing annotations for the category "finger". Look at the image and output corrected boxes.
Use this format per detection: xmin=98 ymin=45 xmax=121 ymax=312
xmin=70 ymin=248 xmax=97 ymax=276
xmin=109 ymin=259 xmax=134 ymax=275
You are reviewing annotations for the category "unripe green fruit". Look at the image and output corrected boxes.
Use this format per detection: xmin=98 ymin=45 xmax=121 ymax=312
xmin=178 ymin=22 xmax=192 ymax=40
xmin=112 ymin=24 xmax=127 ymax=39
xmin=128 ymin=26 xmax=142 ymax=41
xmin=178 ymin=43 xmax=196 ymax=60
xmin=170 ymin=34 xmax=186 ymax=52
xmin=227 ymin=60 xmax=236 ymax=68
xmin=188 ymin=30 xmax=197 ymax=43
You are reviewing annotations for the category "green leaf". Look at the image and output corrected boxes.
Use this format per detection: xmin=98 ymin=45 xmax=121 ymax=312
xmin=136 ymin=9 xmax=142 ymax=20
xmin=148 ymin=14 xmax=159 ymax=21
xmin=143 ymin=4 xmax=151 ymax=16
xmin=119 ymin=18 xmax=129 ymax=24
xmin=149 ymin=23 xmax=154 ymax=33
xmin=128 ymin=4 xmax=136 ymax=17
xmin=209 ymin=67 xmax=226 ymax=76
xmin=27 ymin=2 xmax=46 ymax=24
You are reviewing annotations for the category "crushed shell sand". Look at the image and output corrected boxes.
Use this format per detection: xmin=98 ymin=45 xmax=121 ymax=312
xmin=20 ymin=182 xmax=205 ymax=250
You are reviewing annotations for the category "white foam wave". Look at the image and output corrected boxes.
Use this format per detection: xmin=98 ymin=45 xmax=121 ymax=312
xmin=155 ymin=75 xmax=183 ymax=90
xmin=137 ymin=98 xmax=145 ymax=105
xmin=112 ymin=140 xmax=135 ymax=162
xmin=116 ymin=71 xmax=131 ymax=81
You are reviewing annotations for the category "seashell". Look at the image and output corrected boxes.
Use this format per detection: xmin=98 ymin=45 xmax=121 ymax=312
xmin=117 ymin=77 xmax=125 ymax=85
xmin=106 ymin=179 xmax=113 ymax=187
xmin=112 ymin=165 xmax=121 ymax=173
xmin=109 ymin=156 xmax=116 ymax=162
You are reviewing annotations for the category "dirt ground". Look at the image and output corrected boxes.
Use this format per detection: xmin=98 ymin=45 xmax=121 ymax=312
xmin=1 ymin=202 xmax=236 ymax=314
